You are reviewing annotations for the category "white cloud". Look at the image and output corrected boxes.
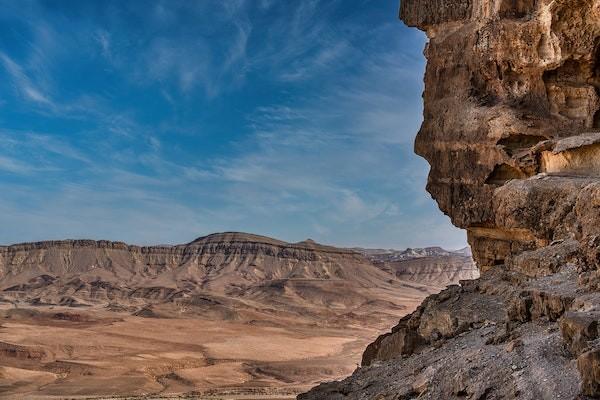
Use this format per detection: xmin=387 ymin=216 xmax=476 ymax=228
xmin=0 ymin=156 xmax=34 ymax=174
xmin=279 ymin=41 xmax=351 ymax=82
xmin=0 ymin=52 xmax=54 ymax=106
xmin=95 ymin=30 xmax=112 ymax=60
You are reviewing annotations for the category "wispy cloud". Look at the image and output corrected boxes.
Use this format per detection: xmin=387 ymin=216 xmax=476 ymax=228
xmin=94 ymin=30 xmax=112 ymax=61
xmin=0 ymin=52 xmax=54 ymax=106
xmin=0 ymin=155 xmax=35 ymax=174
xmin=278 ymin=41 xmax=351 ymax=82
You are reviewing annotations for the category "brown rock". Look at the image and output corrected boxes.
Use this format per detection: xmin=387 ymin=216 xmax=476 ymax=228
xmin=361 ymin=327 xmax=420 ymax=366
xmin=578 ymin=348 xmax=600 ymax=397
xmin=412 ymin=365 xmax=436 ymax=395
xmin=361 ymin=314 xmax=422 ymax=366
xmin=505 ymin=338 xmax=523 ymax=353
xmin=507 ymin=240 xmax=581 ymax=278
xmin=400 ymin=0 xmax=600 ymax=270
xmin=560 ymin=312 xmax=599 ymax=356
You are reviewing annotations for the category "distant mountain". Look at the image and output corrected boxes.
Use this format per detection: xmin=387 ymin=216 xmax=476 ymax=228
xmin=453 ymin=246 xmax=472 ymax=257
xmin=353 ymin=245 xmax=479 ymax=288
xmin=353 ymin=246 xmax=461 ymax=262
xmin=0 ymin=232 xmax=436 ymax=323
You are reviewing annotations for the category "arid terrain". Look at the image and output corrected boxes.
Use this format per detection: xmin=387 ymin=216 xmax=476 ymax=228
xmin=0 ymin=232 xmax=476 ymax=399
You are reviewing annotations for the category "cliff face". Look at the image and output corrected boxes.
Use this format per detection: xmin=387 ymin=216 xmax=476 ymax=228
xmin=0 ymin=233 xmax=365 ymax=290
xmin=300 ymin=1 xmax=600 ymax=399
xmin=0 ymin=233 xmax=395 ymax=311
xmin=3 ymin=233 xmax=462 ymax=330
xmin=405 ymin=0 xmax=600 ymax=270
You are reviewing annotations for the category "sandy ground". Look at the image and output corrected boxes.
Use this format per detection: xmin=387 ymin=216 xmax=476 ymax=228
xmin=0 ymin=301 xmax=420 ymax=399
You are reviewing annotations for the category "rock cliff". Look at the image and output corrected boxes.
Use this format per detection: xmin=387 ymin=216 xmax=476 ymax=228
xmin=300 ymin=0 xmax=600 ymax=398
xmin=0 ymin=233 xmax=394 ymax=317
xmin=1 ymin=233 xmax=460 ymax=327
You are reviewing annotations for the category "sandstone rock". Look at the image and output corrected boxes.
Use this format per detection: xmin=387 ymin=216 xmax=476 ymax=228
xmin=401 ymin=0 xmax=600 ymax=270
xmin=361 ymin=325 xmax=420 ymax=366
xmin=560 ymin=312 xmax=599 ymax=356
xmin=412 ymin=365 xmax=436 ymax=395
xmin=578 ymin=348 xmax=600 ymax=397
xmin=505 ymin=338 xmax=523 ymax=353
xmin=536 ymin=132 xmax=600 ymax=177
xmin=507 ymin=291 xmax=534 ymax=323
xmin=362 ymin=280 xmax=506 ymax=367
xmin=508 ymin=239 xmax=581 ymax=278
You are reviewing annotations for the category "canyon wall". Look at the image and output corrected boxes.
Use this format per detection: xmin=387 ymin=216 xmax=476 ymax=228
xmin=0 ymin=233 xmax=388 ymax=307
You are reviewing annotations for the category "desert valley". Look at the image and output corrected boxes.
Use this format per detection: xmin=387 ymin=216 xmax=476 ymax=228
xmin=0 ymin=232 xmax=476 ymax=398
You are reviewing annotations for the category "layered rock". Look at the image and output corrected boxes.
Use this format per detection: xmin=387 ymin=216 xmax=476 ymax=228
xmin=402 ymin=0 xmax=600 ymax=270
xmin=0 ymin=233 xmax=449 ymax=327
xmin=355 ymin=246 xmax=479 ymax=288
xmin=301 ymin=0 xmax=600 ymax=398
xmin=0 ymin=232 xmax=370 ymax=293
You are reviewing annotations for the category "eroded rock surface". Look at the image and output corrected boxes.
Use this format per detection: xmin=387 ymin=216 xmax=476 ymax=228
xmin=300 ymin=0 xmax=600 ymax=398
xmin=0 ymin=232 xmax=413 ymax=322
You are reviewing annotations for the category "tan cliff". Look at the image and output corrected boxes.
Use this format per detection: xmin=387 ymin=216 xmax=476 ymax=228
xmin=406 ymin=0 xmax=600 ymax=271
xmin=300 ymin=1 xmax=600 ymax=398
xmin=0 ymin=232 xmax=399 ymax=314
xmin=0 ymin=233 xmax=472 ymax=327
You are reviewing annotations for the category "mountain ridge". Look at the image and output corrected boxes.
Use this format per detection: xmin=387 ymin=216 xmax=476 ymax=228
xmin=1 ymin=232 xmax=355 ymax=255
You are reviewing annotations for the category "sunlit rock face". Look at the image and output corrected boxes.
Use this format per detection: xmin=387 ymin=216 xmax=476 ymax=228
xmin=403 ymin=0 xmax=600 ymax=270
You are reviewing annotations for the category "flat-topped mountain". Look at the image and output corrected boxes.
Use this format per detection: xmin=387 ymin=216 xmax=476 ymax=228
xmin=187 ymin=232 xmax=352 ymax=253
xmin=0 ymin=232 xmax=397 ymax=309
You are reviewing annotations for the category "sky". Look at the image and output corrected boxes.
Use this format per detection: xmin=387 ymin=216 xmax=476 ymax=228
xmin=0 ymin=0 xmax=467 ymax=250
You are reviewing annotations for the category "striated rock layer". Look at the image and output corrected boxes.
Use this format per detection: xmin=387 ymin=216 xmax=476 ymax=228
xmin=0 ymin=232 xmax=403 ymax=318
xmin=301 ymin=0 xmax=600 ymax=399
xmin=0 ymin=232 xmax=474 ymax=326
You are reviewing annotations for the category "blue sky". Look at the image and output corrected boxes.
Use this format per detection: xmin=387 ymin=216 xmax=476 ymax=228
xmin=0 ymin=0 xmax=466 ymax=249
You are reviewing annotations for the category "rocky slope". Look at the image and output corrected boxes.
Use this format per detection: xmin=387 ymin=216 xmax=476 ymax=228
xmin=0 ymin=233 xmax=478 ymax=327
xmin=0 ymin=232 xmax=418 ymax=324
xmin=301 ymin=0 xmax=600 ymax=398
